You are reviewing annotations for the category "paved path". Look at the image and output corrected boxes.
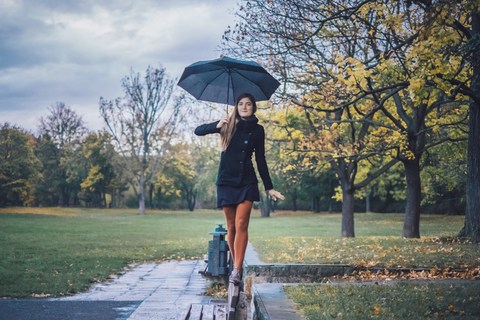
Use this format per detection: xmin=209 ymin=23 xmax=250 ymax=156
xmin=0 ymin=260 xmax=215 ymax=320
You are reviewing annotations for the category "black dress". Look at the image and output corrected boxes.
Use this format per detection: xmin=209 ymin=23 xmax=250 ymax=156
xmin=216 ymin=183 xmax=260 ymax=208
xmin=194 ymin=115 xmax=273 ymax=208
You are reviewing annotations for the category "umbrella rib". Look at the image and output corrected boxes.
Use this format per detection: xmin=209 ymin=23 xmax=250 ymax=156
xmin=230 ymin=72 xmax=235 ymax=106
xmin=231 ymin=69 xmax=272 ymax=98
xmin=196 ymin=67 xmax=228 ymax=101
xmin=178 ymin=58 xmax=280 ymax=106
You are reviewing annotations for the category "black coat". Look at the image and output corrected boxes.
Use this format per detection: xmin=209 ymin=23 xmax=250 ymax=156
xmin=194 ymin=118 xmax=274 ymax=190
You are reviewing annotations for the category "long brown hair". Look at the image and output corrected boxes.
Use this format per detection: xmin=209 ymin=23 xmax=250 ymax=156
xmin=220 ymin=93 xmax=257 ymax=151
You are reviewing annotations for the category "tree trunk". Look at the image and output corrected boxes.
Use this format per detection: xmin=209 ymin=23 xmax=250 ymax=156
xmin=138 ymin=167 xmax=146 ymax=215
xmin=366 ymin=186 xmax=371 ymax=213
xmin=328 ymin=199 xmax=332 ymax=214
xmin=459 ymin=11 xmax=480 ymax=241
xmin=313 ymin=196 xmax=320 ymax=213
xmin=187 ymin=189 xmax=196 ymax=211
xmin=268 ymin=193 xmax=274 ymax=213
xmin=61 ymin=187 xmax=69 ymax=207
xmin=459 ymin=101 xmax=480 ymax=240
xmin=292 ymin=187 xmax=297 ymax=212
xmin=402 ymin=158 xmax=421 ymax=238
xmin=260 ymin=192 xmax=270 ymax=217
xmin=149 ymin=183 xmax=154 ymax=209
xmin=341 ymin=184 xmax=355 ymax=237
xmin=110 ymin=191 xmax=115 ymax=208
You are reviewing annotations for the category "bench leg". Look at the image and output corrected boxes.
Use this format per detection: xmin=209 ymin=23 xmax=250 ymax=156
xmin=228 ymin=281 xmax=240 ymax=319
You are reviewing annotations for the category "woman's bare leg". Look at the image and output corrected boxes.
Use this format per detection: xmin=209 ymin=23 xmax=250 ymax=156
xmin=223 ymin=205 xmax=237 ymax=266
xmin=233 ymin=200 xmax=253 ymax=270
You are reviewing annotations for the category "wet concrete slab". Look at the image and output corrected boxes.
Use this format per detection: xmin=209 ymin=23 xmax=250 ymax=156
xmin=0 ymin=300 xmax=141 ymax=320
xmin=0 ymin=259 xmax=213 ymax=320
xmin=127 ymin=260 xmax=215 ymax=319
xmin=243 ymin=242 xmax=354 ymax=285
xmin=251 ymin=283 xmax=304 ymax=320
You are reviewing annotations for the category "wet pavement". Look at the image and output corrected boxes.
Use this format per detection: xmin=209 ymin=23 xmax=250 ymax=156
xmin=0 ymin=260 xmax=214 ymax=320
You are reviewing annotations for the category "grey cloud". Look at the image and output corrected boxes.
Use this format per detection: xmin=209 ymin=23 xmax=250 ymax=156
xmin=0 ymin=0 xmax=238 ymax=131
xmin=0 ymin=15 xmax=61 ymax=68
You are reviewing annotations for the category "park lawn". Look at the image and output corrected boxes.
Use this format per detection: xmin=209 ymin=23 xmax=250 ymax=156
xmin=283 ymin=281 xmax=480 ymax=319
xmin=0 ymin=208 xmax=477 ymax=298
xmin=0 ymin=208 xmax=227 ymax=298
xmin=249 ymin=212 xmax=480 ymax=269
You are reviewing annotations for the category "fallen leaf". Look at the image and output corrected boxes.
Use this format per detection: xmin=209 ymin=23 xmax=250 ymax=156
xmin=371 ymin=304 xmax=382 ymax=314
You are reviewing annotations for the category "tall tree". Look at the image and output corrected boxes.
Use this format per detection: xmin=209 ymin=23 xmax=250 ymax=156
xmin=99 ymin=65 xmax=186 ymax=215
xmin=38 ymin=102 xmax=86 ymax=148
xmin=37 ymin=102 xmax=87 ymax=206
xmin=442 ymin=3 xmax=480 ymax=240
xmin=225 ymin=0 xmax=470 ymax=237
xmin=79 ymin=132 xmax=119 ymax=208
xmin=34 ymin=134 xmax=61 ymax=206
xmin=0 ymin=124 xmax=41 ymax=207
xmin=166 ymin=152 xmax=197 ymax=211
xmin=188 ymin=134 xmax=220 ymax=210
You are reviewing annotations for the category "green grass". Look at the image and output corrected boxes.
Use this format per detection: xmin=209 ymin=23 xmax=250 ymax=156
xmin=252 ymin=236 xmax=480 ymax=269
xmin=0 ymin=209 xmax=476 ymax=298
xmin=249 ymin=212 xmax=480 ymax=269
xmin=283 ymin=282 xmax=480 ymax=319
xmin=0 ymin=208 xmax=227 ymax=298
xmin=250 ymin=211 xmax=465 ymax=238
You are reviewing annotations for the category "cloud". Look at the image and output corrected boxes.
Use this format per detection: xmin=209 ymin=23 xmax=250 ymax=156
xmin=0 ymin=0 xmax=237 ymax=130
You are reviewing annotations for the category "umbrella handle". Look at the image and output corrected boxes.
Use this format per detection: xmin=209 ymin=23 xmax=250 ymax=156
xmin=226 ymin=70 xmax=230 ymax=116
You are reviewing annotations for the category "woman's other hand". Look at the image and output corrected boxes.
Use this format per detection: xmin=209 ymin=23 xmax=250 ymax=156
xmin=268 ymin=189 xmax=285 ymax=201
xmin=216 ymin=114 xmax=229 ymax=128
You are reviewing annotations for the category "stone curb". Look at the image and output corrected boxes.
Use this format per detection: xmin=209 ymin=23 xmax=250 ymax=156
xmin=251 ymin=283 xmax=304 ymax=320
xmin=243 ymin=242 xmax=354 ymax=286
xmin=250 ymin=284 xmax=270 ymax=320
xmin=242 ymin=242 xmax=480 ymax=320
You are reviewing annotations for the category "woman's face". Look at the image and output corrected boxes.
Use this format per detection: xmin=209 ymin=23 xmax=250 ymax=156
xmin=237 ymin=97 xmax=254 ymax=118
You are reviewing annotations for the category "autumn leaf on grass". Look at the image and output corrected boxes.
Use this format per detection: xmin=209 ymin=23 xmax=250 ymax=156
xmin=371 ymin=304 xmax=383 ymax=314
xmin=447 ymin=302 xmax=457 ymax=313
xmin=356 ymin=259 xmax=367 ymax=267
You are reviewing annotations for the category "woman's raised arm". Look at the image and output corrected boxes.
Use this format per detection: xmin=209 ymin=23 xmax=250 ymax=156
xmin=194 ymin=120 xmax=221 ymax=136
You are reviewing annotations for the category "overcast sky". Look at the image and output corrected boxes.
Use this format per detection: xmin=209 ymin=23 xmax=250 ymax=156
xmin=0 ymin=0 xmax=238 ymax=132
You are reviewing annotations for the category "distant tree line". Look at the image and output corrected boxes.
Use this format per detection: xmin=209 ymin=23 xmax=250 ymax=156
xmin=0 ymin=29 xmax=471 ymax=241
xmin=0 ymin=100 xmax=467 ymax=217
xmin=219 ymin=0 xmax=477 ymax=239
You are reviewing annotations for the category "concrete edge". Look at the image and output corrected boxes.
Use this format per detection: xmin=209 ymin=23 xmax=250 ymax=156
xmin=242 ymin=242 xmax=462 ymax=281
xmin=243 ymin=242 xmax=354 ymax=285
xmin=251 ymin=285 xmax=270 ymax=320
xmin=252 ymin=283 xmax=305 ymax=320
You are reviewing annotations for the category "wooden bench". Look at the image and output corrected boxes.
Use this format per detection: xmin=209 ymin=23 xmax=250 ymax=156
xmin=182 ymin=289 xmax=248 ymax=320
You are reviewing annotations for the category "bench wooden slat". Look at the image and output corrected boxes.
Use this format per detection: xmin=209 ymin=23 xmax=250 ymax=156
xmin=177 ymin=304 xmax=192 ymax=320
xmin=214 ymin=304 xmax=227 ymax=320
xmin=202 ymin=304 xmax=214 ymax=320
xmin=188 ymin=304 xmax=203 ymax=320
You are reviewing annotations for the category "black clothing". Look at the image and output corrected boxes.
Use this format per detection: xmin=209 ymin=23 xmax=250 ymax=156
xmin=194 ymin=116 xmax=274 ymax=190
xmin=216 ymin=183 xmax=260 ymax=208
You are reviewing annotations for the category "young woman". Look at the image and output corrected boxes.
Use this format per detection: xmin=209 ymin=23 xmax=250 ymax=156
xmin=194 ymin=93 xmax=284 ymax=285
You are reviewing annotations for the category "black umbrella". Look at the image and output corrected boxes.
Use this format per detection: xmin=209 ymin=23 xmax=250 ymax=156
xmin=177 ymin=56 xmax=280 ymax=107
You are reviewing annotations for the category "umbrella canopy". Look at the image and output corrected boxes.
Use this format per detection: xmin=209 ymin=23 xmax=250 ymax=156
xmin=177 ymin=56 xmax=280 ymax=106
